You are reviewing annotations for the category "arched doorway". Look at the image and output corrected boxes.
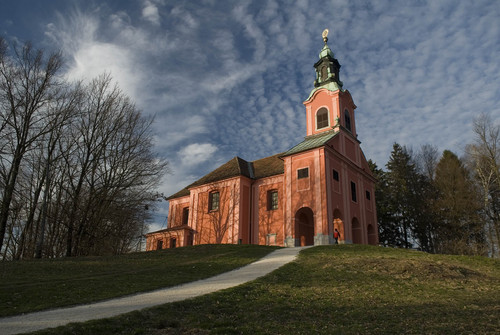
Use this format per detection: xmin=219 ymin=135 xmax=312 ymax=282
xmin=367 ymin=224 xmax=377 ymax=245
xmin=295 ymin=207 xmax=314 ymax=246
xmin=352 ymin=218 xmax=363 ymax=244
xmin=333 ymin=209 xmax=344 ymax=243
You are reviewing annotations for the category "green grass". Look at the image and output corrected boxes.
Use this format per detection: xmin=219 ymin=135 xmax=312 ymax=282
xmin=27 ymin=245 xmax=500 ymax=335
xmin=0 ymin=244 xmax=278 ymax=317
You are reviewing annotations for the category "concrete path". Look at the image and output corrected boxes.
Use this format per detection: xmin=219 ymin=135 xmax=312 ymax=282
xmin=0 ymin=247 xmax=306 ymax=335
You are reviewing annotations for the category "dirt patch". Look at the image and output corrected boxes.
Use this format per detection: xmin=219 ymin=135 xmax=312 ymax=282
xmin=346 ymin=257 xmax=487 ymax=281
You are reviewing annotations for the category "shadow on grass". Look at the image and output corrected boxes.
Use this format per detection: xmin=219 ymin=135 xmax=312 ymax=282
xmin=31 ymin=245 xmax=499 ymax=335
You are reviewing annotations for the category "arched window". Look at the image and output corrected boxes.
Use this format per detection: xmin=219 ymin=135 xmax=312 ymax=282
xmin=344 ymin=109 xmax=351 ymax=132
xmin=316 ymin=108 xmax=329 ymax=129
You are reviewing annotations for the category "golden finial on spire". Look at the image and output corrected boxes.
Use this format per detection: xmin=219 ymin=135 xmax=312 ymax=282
xmin=322 ymin=29 xmax=329 ymax=44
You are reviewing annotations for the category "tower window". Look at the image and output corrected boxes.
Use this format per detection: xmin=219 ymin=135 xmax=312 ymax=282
xmin=344 ymin=109 xmax=352 ymax=132
xmin=267 ymin=190 xmax=279 ymax=210
xmin=321 ymin=66 xmax=328 ymax=81
xmin=351 ymin=181 xmax=357 ymax=202
xmin=297 ymin=168 xmax=309 ymax=179
xmin=366 ymin=190 xmax=371 ymax=200
xmin=208 ymin=191 xmax=220 ymax=211
xmin=333 ymin=169 xmax=339 ymax=181
xmin=316 ymin=108 xmax=329 ymax=129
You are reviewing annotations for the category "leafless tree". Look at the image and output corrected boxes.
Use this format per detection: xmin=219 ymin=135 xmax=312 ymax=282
xmin=416 ymin=144 xmax=439 ymax=181
xmin=0 ymin=38 xmax=169 ymax=259
xmin=465 ymin=113 xmax=500 ymax=257
xmin=62 ymin=73 xmax=168 ymax=257
xmin=0 ymin=38 xmax=64 ymax=254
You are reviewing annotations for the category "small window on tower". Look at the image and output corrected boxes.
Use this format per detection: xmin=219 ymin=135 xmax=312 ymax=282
xmin=333 ymin=169 xmax=339 ymax=181
xmin=321 ymin=66 xmax=328 ymax=81
xmin=344 ymin=109 xmax=352 ymax=132
xmin=316 ymin=108 xmax=329 ymax=129
xmin=297 ymin=168 xmax=309 ymax=179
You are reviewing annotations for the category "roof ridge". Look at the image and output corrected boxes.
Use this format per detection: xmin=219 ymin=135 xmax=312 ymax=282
xmin=303 ymin=128 xmax=337 ymax=140
xmin=282 ymin=130 xmax=338 ymax=157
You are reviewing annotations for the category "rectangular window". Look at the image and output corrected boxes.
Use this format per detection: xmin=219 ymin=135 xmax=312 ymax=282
xmin=351 ymin=181 xmax=357 ymax=202
xmin=297 ymin=167 xmax=309 ymax=179
xmin=333 ymin=169 xmax=339 ymax=181
xmin=182 ymin=207 xmax=189 ymax=225
xmin=156 ymin=240 xmax=163 ymax=250
xmin=366 ymin=190 xmax=371 ymax=200
xmin=209 ymin=191 xmax=220 ymax=211
xmin=268 ymin=190 xmax=279 ymax=210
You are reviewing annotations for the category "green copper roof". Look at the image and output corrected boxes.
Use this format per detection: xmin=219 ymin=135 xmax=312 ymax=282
xmin=319 ymin=43 xmax=334 ymax=59
xmin=306 ymin=81 xmax=344 ymax=101
xmin=282 ymin=129 xmax=338 ymax=157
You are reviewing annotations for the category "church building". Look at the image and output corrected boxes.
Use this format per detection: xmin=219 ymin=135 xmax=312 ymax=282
xmin=146 ymin=32 xmax=378 ymax=250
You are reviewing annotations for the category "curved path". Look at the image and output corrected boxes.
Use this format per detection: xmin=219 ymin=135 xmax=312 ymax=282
xmin=0 ymin=247 xmax=306 ymax=335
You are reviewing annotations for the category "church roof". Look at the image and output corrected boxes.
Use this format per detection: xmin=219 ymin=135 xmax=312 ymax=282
xmin=166 ymin=153 xmax=284 ymax=200
xmin=145 ymin=224 xmax=193 ymax=236
xmin=319 ymin=43 xmax=334 ymax=59
xmin=252 ymin=153 xmax=285 ymax=179
xmin=282 ymin=129 xmax=338 ymax=157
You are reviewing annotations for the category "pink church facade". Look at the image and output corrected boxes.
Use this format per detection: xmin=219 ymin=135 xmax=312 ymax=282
xmin=146 ymin=36 xmax=378 ymax=250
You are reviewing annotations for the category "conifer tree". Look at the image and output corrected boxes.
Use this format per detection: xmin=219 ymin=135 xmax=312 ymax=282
xmin=368 ymin=160 xmax=398 ymax=246
xmin=384 ymin=143 xmax=417 ymax=248
xmin=433 ymin=150 xmax=486 ymax=255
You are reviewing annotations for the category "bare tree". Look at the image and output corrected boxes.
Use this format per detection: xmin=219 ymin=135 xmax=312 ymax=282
xmin=465 ymin=113 xmax=500 ymax=257
xmin=62 ymin=73 xmax=168 ymax=256
xmin=416 ymin=144 xmax=439 ymax=180
xmin=0 ymin=39 xmax=169 ymax=259
xmin=0 ymin=38 xmax=64 ymax=253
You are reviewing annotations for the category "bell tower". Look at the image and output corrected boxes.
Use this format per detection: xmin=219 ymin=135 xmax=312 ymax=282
xmin=303 ymin=29 xmax=356 ymax=138
xmin=313 ymin=29 xmax=343 ymax=90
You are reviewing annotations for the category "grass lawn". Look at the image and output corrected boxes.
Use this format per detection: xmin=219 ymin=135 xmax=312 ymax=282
xmin=28 ymin=245 xmax=500 ymax=335
xmin=0 ymin=244 xmax=278 ymax=317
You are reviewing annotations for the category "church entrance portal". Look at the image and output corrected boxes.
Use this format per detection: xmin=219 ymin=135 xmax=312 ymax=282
xmin=295 ymin=207 xmax=314 ymax=246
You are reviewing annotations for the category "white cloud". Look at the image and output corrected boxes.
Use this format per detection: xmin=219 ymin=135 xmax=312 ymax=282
xmin=142 ymin=0 xmax=161 ymax=26
xmin=178 ymin=143 xmax=218 ymax=166
xmin=35 ymin=0 xmax=499 ymax=186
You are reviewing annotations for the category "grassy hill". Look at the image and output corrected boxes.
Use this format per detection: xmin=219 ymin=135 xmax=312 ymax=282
xmin=0 ymin=244 xmax=278 ymax=317
xmin=4 ymin=245 xmax=500 ymax=334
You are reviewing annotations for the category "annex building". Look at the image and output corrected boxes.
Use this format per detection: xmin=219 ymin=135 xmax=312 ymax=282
xmin=146 ymin=33 xmax=378 ymax=250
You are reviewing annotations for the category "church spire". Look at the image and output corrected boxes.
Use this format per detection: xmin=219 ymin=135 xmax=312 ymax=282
xmin=313 ymin=29 xmax=343 ymax=91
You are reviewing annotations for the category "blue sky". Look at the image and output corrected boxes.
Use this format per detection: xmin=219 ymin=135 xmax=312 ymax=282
xmin=1 ymin=0 xmax=499 ymax=231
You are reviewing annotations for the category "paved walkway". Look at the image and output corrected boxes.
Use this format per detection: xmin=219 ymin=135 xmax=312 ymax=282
xmin=0 ymin=247 xmax=306 ymax=335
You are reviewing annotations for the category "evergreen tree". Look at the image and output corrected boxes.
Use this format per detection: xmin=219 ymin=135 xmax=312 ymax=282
xmin=381 ymin=143 xmax=434 ymax=250
xmin=368 ymin=160 xmax=398 ymax=247
xmin=433 ymin=150 xmax=486 ymax=255
xmin=384 ymin=143 xmax=418 ymax=248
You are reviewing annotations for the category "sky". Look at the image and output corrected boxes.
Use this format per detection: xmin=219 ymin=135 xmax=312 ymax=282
xmin=1 ymin=0 xmax=499 ymax=232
